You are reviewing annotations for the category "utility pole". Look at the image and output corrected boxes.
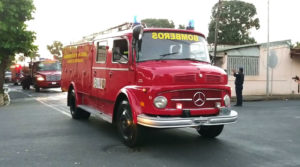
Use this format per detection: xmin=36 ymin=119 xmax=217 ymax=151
xmin=213 ymin=0 xmax=222 ymax=64
xmin=266 ymin=0 xmax=270 ymax=96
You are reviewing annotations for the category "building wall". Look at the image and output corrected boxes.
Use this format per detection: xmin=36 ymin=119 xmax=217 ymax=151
xmin=219 ymin=41 xmax=300 ymax=96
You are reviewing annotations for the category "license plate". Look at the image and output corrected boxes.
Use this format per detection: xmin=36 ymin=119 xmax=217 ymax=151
xmin=52 ymin=82 xmax=57 ymax=85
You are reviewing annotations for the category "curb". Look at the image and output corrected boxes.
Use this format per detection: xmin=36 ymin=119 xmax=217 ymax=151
xmin=2 ymin=86 xmax=11 ymax=106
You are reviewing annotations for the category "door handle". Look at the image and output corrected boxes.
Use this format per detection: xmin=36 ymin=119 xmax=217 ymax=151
xmin=93 ymin=71 xmax=96 ymax=76
xmin=109 ymin=71 xmax=113 ymax=78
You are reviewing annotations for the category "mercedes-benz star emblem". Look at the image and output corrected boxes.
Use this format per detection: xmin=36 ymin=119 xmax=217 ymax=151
xmin=193 ymin=92 xmax=206 ymax=106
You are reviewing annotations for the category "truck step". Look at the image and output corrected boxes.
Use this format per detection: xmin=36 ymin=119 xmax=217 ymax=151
xmin=78 ymin=105 xmax=112 ymax=123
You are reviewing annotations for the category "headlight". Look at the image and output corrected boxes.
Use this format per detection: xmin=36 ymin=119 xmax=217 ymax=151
xmin=224 ymin=94 xmax=230 ymax=107
xmin=153 ymin=96 xmax=168 ymax=109
xmin=36 ymin=75 xmax=45 ymax=81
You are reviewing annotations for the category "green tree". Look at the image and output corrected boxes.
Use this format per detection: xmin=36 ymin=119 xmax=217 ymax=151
xmin=178 ymin=24 xmax=186 ymax=29
xmin=293 ymin=42 xmax=300 ymax=49
xmin=47 ymin=41 xmax=63 ymax=61
xmin=141 ymin=18 xmax=175 ymax=28
xmin=207 ymin=0 xmax=260 ymax=45
xmin=0 ymin=0 xmax=36 ymax=103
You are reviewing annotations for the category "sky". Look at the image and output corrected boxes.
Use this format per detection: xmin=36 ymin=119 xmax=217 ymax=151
xmin=26 ymin=0 xmax=300 ymax=58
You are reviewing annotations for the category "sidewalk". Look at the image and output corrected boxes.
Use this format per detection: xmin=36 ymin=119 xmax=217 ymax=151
xmin=232 ymin=94 xmax=300 ymax=102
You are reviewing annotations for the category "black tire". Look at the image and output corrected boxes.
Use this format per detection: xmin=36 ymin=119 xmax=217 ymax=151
xmin=116 ymin=100 xmax=141 ymax=147
xmin=35 ymin=85 xmax=40 ymax=92
xmin=197 ymin=125 xmax=224 ymax=138
xmin=22 ymin=84 xmax=26 ymax=90
xmin=69 ymin=89 xmax=90 ymax=120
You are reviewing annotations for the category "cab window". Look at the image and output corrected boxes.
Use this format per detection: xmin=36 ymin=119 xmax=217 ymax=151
xmin=112 ymin=39 xmax=128 ymax=63
xmin=96 ymin=41 xmax=107 ymax=63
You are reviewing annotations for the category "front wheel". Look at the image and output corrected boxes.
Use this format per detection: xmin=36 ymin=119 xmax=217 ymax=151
xmin=116 ymin=100 xmax=141 ymax=147
xmin=197 ymin=125 xmax=224 ymax=138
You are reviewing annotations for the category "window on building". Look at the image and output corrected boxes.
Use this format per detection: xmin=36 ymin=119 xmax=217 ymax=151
xmin=227 ymin=56 xmax=259 ymax=76
xmin=112 ymin=39 xmax=128 ymax=63
xmin=96 ymin=41 xmax=107 ymax=63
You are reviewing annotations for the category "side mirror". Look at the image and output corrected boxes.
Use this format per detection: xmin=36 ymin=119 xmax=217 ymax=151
xmin=132 ymin=25 xmax=143 ymax=41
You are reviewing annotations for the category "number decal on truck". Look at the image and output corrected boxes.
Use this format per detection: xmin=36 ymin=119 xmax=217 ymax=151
xmin=93 ymin=77 xmax=106 ymax=89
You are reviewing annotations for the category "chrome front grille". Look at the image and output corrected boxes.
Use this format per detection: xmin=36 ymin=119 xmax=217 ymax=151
xmin=46 ymin=75 xmax=61 ymax=81
xmin=162 ymin=89 xmax=223 ymax=109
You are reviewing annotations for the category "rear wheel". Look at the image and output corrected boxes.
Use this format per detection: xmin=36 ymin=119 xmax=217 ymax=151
xmin=22 ymin=84 xmax=26 ymax=90
xmin=22 ymin=80 xmax=30 ymax=90
xmin=116 ymin=100 xmax=141 ymax=147
xmin=197 ymin=125 xmax=224 ymax=138
xmin=69 ymin=89 xmax=90 ymax=120
xmin=35 ymin=85 xmax=40 ymax=92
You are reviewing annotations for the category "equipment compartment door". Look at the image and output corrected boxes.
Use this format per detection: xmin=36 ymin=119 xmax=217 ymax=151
xmin=77 ymin=44 xmax=93 ymax=94
xmin=91 ymin=41 xmax=108 ymax=99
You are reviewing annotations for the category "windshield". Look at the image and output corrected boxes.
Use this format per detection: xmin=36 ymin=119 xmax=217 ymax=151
xmin=137 ymin=32 xmax=210 ymax=63
xmin=37 ymin=61 xmax=61 ymax=71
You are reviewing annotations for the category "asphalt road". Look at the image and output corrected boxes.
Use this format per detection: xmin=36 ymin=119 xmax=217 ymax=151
xmin=0 ymin=84 xmax=300 ymax=167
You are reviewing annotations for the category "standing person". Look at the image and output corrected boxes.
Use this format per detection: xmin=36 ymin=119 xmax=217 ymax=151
xmin=232 ymin=67 xmax=244 ymax=106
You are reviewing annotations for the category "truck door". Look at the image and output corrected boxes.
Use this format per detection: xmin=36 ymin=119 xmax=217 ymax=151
xmin=105 ymin=38 xmax=134 ymax=102
xmin=91 ymin=41 xmax=108 ymax=99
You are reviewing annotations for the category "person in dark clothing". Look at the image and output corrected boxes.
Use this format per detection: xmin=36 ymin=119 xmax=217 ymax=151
xmin=232 ymin=67 xmax=244 ymax=106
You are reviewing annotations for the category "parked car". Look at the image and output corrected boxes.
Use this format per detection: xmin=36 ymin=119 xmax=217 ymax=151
xmin=5 ymin=71 xmax=12 ymax=83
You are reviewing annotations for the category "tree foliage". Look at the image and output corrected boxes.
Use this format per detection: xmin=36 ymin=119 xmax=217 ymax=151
xmin=293 ymin=42 xmax=300 ymax=49
xmin=141 ymin=18 xmax=175 ymax=28
xmin=0 ymin=0 xmax=36 ymax=94
xmin=47 ymin=41 xmax=63 ymax=61
xmin=178 ymin=24 xmax=186 ymax=29
xmin=207 ymin=0 xmax=260 ymax=45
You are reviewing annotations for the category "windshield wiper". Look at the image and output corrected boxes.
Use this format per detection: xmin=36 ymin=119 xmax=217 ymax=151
xmin=159 ymin=52 xmax=179 ymax=57
xmin=178 ymin=58 xmax=208 ymax=62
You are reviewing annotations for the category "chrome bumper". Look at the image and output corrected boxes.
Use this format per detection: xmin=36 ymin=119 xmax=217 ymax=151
xmin=137 ymin=109 xmax=238 ymax=128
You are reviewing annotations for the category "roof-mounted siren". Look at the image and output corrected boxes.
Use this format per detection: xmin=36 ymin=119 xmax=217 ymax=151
xmin=186 ymin=20 xmax=195 ymax=30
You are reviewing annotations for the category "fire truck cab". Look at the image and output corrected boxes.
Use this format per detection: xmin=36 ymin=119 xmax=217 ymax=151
xmin=21 ymin=60 xmax=61 ymax=92
xmin=61 ymin=23 xmax=238 ymax=147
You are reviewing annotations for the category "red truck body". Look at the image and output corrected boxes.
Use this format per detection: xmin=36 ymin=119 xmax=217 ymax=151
xmin=10 ymin=64 xmax=23 ymax=85
xmin=61 ymin=23 xmax=237 ymax=147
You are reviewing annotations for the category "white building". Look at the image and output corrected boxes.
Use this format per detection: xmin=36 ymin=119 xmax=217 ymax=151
xmin=211 ymin=40 xmax=300 ymax=96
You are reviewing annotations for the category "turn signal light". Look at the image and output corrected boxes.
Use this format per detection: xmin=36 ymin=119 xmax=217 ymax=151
xmin=176 ymin=103 xmax=182 ymax=110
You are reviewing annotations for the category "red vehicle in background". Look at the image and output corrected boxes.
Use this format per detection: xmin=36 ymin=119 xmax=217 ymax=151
xmin=21 ymin=60 xmax=61 ymax=92
xmin=10 ymin=64 xmax=23 ymax=85
xmin=61 ymin=22 xmax=238 ymax=147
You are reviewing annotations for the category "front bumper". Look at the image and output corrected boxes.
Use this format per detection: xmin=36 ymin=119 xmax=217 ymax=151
xmin=137 ymin=109 xmax=238 ymax=128
xmin=37 ymin=81 xmax=61 ymax=88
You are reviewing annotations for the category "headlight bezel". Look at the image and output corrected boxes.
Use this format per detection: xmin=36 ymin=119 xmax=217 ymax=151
xmin=153 ymin=96 xmax=168 ymax=109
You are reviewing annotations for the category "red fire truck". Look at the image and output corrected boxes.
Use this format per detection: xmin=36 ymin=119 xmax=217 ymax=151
xmin=10 ymin=64 xmax=23 ymax=85
xmin=61 ymin=22 xmax=238 ymax=147
xmin=21 ymin=60 xmax=61 ymax=92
